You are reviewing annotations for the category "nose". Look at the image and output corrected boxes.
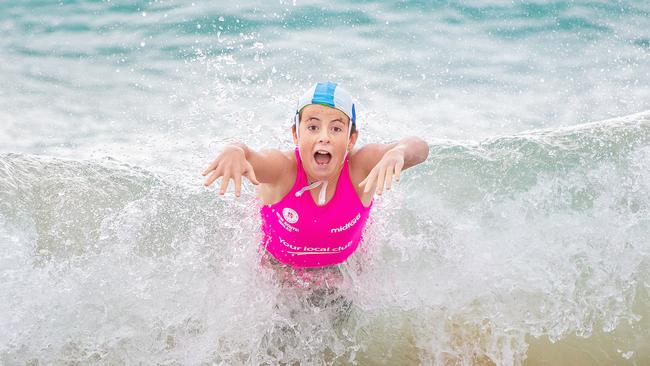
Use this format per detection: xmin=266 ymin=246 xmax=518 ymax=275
xmin=318 ymin=127 xmax=330 ymax=143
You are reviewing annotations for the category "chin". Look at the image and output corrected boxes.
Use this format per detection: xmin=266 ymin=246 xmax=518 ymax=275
xmin=302 ymin=146 xmax=345 ymax=180
xmin=307 ymin=166 xmax=333 ymax=180
xmin=311 ymin=164 xmax=345 ymax=182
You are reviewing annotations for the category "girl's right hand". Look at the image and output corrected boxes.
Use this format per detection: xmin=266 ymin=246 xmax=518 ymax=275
xmin=202 ymin=145 xmax=260 ymax=197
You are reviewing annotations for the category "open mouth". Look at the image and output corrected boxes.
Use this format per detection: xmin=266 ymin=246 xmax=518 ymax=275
xmin=314 ymin=150 xmax=332 ymax=165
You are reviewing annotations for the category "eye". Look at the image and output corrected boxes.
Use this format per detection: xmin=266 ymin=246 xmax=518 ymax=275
xmin=332 ymin=126 xmax=343 ymax=133
xmin=307 ymin=124 xmax=319 ymax=132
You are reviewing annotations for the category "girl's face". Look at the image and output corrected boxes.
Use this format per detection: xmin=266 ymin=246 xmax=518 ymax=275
xmin=292 ymin=104 xmax=358 ymax=182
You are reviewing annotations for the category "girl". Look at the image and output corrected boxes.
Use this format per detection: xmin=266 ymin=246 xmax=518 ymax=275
xmin=202 ymin=82 xmax=429 ymax=270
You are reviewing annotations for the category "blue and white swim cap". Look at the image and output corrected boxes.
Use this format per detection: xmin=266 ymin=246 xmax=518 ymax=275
xmin=296 ymin=82 xmax=356 ymax=126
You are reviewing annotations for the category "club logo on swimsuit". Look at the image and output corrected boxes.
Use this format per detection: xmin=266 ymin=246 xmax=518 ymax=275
xmin=282 ymin=207 xmax=299 ymax=224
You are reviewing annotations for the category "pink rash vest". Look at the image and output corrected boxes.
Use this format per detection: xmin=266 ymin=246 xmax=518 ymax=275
xmin=260 ymin=148 xmax=373 ymax=268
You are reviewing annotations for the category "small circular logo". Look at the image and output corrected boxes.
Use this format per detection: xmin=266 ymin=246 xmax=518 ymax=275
xmin=282 ymin=207 xmax=299 ymax=224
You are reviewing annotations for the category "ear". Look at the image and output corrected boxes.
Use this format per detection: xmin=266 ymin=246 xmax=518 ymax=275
xmin=348 ymin=130 xmax=359 ymax=151
xmin=291 ymin=125 xmax=298 ymax=146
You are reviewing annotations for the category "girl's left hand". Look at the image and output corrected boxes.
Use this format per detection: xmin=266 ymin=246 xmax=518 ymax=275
xmin=358 ymin=147 xmax=405 ymax=195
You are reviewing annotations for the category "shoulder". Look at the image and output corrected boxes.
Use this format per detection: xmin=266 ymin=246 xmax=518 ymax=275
xmin=349 ymin=143 xmax=398 ymax=176
xmin=263 ymin=148 xmax=297 ymax=182
xmin=253 ymin=147 xmax=295 ymax=166
xmin=257 ymin=149 xmax=298 ymax=205
xmin=246 ymin=147 xmax=296 ymax=182
xmin=263 ymin=148 xmax=295 ymax=166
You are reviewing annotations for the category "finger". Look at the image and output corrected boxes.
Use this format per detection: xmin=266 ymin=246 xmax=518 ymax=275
xmin=234 ymin=173 xmax=242 ymax=197
xmin=384 ymin=165 xmax=395 ymax=191
xmin=358 ymin=176 xmax=368 ymax=189
xmin=395 ymin=159 xmax=404 ymax=182
xmin=375 ymin=167 xmax=387 ymax=195
xmin=220 ymin=172 xmax=231 ymax=195
xmin=244 ymin=162 xmax=260 ymax=185
xmin=202 ymin=157 xmax=221 ymax=176
xmin=203 ymin=168 xmax=223 ymax=187
xmin=360 ymin=169 xmax=377 ymax=193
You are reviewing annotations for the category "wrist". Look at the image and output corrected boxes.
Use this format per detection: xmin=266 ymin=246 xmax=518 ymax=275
xmin=226 ymin=143 xmax=247 ymax=156
xmin=388 ymin=144 xmax=406 ymax=156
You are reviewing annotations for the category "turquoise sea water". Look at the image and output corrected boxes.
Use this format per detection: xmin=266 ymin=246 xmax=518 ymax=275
xmin=1 ymin=1 xmax=650 ymax=365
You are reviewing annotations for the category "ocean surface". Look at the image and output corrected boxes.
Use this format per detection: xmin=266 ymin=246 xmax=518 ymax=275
xmin=1 ymin=1 xmax=650 ymax=365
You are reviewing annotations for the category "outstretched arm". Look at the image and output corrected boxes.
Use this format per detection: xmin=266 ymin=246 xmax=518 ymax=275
xmin=356 ymin=136 xmax=429 ymax=195
xmin=202 ymin=143 xmax=291 ymax=197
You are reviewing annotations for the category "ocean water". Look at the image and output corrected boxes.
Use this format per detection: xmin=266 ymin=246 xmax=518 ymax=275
xmin=1 ymin=0 xmax=650 ymax=365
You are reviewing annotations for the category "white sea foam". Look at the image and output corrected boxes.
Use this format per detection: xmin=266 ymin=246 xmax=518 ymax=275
xmin=2 ymin=0 xmax=650 ymax=364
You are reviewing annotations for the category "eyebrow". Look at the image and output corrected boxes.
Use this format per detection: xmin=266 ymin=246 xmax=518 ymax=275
xmin=304 ymin=116 xmax=346 ymax=124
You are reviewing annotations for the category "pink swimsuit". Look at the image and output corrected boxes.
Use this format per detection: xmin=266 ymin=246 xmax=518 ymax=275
xmin=260 ymin=148 xmax=373 ymax=268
